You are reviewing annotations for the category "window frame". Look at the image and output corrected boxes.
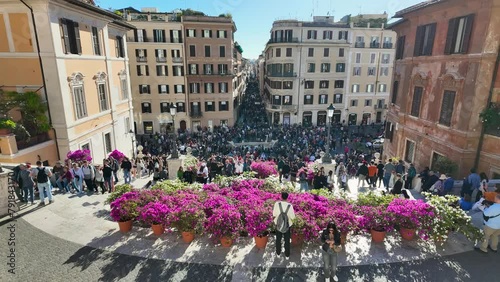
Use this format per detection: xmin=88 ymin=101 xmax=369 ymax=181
xmin=410 ymin=86 xmax=424 ymax=117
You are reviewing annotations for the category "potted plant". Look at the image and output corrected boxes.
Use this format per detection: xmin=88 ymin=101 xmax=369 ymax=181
xmin=110 ymin=191 xmax=140 ymax=233
xmin=0 ymin=118 xmax=16 ymax=135
xmin=138 ymin=201 xmax=171 ymax=236
xmin=387 ymin=198 xmax=435 ymax=240
xmin=359 ymin=206 xmax=394 ymax=243
xmin=423 ymin=193 xmax=483 ymax=244
xmin=290 ymin=214 xmax=307 ymax=246
xmin=246 ymin=206 xmax=273 ymax=249
xmin=170 ymin=204 xmax=205 ymax=243
xmin=204 ymin=205 xmax=243 ymax=247
xmin=329 ymin=204 xmax=359 ymax=244
xmin=66 ymin=149 xmax=92 ymax=163
xmin=250 ymin=161 xmax=278 ymax=178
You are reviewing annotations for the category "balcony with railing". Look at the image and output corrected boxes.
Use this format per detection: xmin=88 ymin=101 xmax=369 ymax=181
xmin=267 ymin=37 xmax=300 ymax=44
xmin=266 ymin=72 xmax=297 ymax=78
xmin=190 ymin=110 xmax=203 ymax=118
xmin=383 ymin=42 xmax=393 ymax=49
xmin=137 ymin=56 xmax=147 ymax=62
xmin=156 ymin=57 xmax=167 ymax=63
xmin=354 ymin=42 xmax=365 ymax=48
xmin=370 ymin=42 xmax=381 ymax=48
xmin=172 ymin=57 xmax=183 ymax=63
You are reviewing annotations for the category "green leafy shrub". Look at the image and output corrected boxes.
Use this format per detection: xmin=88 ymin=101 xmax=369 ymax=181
xmin=356 ymin=191 xmax=396 ymax=207
xmin=105 ymin=184 xmax=133 ymax=204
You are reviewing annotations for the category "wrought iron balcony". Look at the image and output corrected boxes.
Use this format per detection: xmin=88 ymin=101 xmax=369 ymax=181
xmin=354 ymin=42 xmax=365 ymax=48
xmin=136 ymin=57 xmax=147 ymax=62
xmin=156 ymin=57 xmax=167 ymax=63
xmin=370 ymin=42 xmax=381 ymax=48
xmin=172 ymin=57 xmax=183 ymax=63
xmin=267 ymin=37 xmax=299 ymax=44
xmin=383 ymin=42 xmax=393 ymax=49
xmin=190 ymin=111 xmax=203 ymax=118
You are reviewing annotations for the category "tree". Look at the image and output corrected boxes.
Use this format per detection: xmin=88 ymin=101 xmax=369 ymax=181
xmin=0 ymin=90 xmax=50 ymax=136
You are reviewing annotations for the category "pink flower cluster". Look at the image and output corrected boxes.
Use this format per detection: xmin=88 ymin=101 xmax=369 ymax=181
xmin=66 ymin=149 xmax=92 ymax=162
xmin=109 ymin=149 xmax=126 ymax=161
xmin=386 ymin=198 xmax=435 ymax=239
xmin=250 ymin=161 xmax=278 ymax=178
xmin=110 ymin=179 xmax=437 ymax=242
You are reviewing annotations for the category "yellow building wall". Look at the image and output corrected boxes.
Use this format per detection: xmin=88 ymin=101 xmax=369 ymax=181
xmin=0 ymin=15 xmax=9 ymax=52
xmin=73 ymin=114 xmax=112 ymax=135
xmin=0 ymin=58 xmax=41 ymax=85
xmin=9 ymin=13 xmax=33 ymax=53
xmin=0 ymin=141 xmax=58 ymax=165
xmin=64 ymin=59 xmax=107 ymax=119
xmin=108 ymin=37 xmax=117 ymax=58
xmin=78 ymin=23 xmax=93 ymax=56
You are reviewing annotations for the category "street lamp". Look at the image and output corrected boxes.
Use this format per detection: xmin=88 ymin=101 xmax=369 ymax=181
xmin=169 ymin=103 xmax=179 ymax=159
xmin=128 ymin=129 xmax=136 ymax=158
xmin=137 ymin=145 xmax=144 ymax=159
xmin=322 ymin=103 xmax=335 ymax=164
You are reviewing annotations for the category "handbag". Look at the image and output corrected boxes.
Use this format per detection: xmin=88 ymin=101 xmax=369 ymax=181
xmin=333 ymin=245 xmax=342 ymax=253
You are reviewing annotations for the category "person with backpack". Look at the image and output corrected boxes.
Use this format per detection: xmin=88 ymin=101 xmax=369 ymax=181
xmin=273 ymin=192 xmax=295 ymax=259
xmin=320 ymin=222 xmax=342 ymax=282
xmin=71 ymin=163 xmax=84 ymax=195
xmin=31 ymin=161 xmax=53 ymax=206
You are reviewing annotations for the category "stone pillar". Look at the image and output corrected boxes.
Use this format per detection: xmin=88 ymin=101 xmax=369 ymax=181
xmin=0 ymin=134 xmax=18 ymax=155
xmin=0 ymin=168 xmax=19 ymax=218
xmin=166 ymin=158 xmax=183 ymax=180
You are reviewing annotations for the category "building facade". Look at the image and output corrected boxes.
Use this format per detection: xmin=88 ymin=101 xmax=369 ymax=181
xmin=0 ymin=0 xmax=135 ymax=164
xmin=125 ymin=9 xmax=189 ymax=134
xmin=346 ymin=24 xmax=395 ymax=125
xmin=385 ymin=0 xmax=500 ymax=178
xmin=263 ymin=15 xmax=395 ymax=126
xmin=183 ymin=15 xmax=238 ymax=129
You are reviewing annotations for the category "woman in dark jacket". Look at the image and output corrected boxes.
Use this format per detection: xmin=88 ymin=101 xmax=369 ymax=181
xmin=320 ymin=222 xmax=342 ymax=282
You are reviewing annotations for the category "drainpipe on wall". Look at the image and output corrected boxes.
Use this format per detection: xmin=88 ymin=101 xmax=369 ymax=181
xmin=19 ymin=0 xmax=61 ymax=161
xmin=474 ymin=44 xmax=500 ymax=170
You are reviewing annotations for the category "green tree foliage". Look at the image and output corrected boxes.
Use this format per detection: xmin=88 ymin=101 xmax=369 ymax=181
xmin=0 ymin=90 xmax=50 ymax=136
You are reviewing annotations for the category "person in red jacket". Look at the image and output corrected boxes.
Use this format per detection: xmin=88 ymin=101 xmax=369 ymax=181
xmin=367 ymin=161 xmax=378 ymax=188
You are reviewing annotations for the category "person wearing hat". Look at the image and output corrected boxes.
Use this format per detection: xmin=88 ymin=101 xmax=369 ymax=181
xmin=429 ymin=174 xmax=447 ymax=196
xmin=390 ymin=173 xmax=404 ymax=195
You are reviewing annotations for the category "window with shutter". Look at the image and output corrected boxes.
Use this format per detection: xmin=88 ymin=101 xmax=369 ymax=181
xmin=396 ymin=36 xmax=405 ymax=59
xmin=91 ymin=27 xmax=101 ymax=55
xmin=60 ymin=19 xmax=70 ymax=54
xmin=444 ymin=14 xmax=474 ymax=55
xmin=391 ymin=81 xmax=399 ymax=104
xmin=414 ymin=23 xmax=436 ymax=56
xmin=411 ymin=86 xmax=423 ymax=117
xmin=439 ymin=90 xmax=456 ymax=126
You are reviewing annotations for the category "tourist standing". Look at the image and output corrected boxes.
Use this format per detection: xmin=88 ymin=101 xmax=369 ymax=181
xmin=71 ymin=163 xmax=84 ymax=194
xmin=367 ymin=161 xmax=378 ymax=188
xmin=383 ymin=159 xmax=395 ymax=189
xmin=273 ymin=192 xmax=295 ymax=259
xmin=121 ymin=157 xmax=132 ymax=184
xmin=477 ymin=193 xmax=500 ymax=253
xmin=19 ymin=164 xmax=35 ymax=205
xmin=32 ymin=161 xmax=53 ymax=205
xmin=94 ymin=165 xmax=105 ymax=194
xmin=376 ymin=161 xmax=385 ymax=188
xmin=356 ymin=161 xmax=369 ymax=188
xmin=81 ymin=160 xmax=96 ymax=193
xmin=406 ymin=163 xmax=416 ymax=189
xmin=320 ymin=222 xmax=342 ymax=282
xmin=103 ymin=159 xmax=114 ymax=193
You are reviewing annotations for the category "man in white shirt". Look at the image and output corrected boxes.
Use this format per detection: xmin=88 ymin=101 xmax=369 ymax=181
xmin=31 ymin=161 xmax=53 ymax=205
xmin=273 ymin=192 xmax=296 ymax=258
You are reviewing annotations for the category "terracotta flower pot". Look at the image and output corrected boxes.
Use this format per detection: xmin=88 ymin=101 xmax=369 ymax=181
xmin=341 ymin=232 xmax=348 ymax=245
xmin=399 ymin=228 xmax=416 ymax=240
xmin=370 ymin=229 xmax=386 ymax=243
xmin=151 ymin=224 xmax=164 ymax=236
xmin=0 ymin=128 xmax=10 ymax=135
xmin=118 ymin=220 xmax=132 ymax=233
xmin=291 ymin=233 xmax=304 ymax=247
xmin=220 ymin=237 xmax=233 ymax=247
xmin=254 ymin=235 xmax=269 ymax=249
xmin=181 ymin=231 xmax=195 ymax=243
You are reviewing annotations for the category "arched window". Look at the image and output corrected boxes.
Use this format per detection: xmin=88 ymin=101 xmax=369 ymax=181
xmin=94 ymin=71 xmax=109 ymax=111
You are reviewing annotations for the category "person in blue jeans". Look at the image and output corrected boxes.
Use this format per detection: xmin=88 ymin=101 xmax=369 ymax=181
xmin=18 ymin=164 xmax=35 ymax=204
xmin=31 ymin=161 xmax=53 ymax=205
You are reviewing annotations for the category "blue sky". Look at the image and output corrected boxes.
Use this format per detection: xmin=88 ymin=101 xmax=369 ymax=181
xmin=98 ymin=0 xmax=423 ymax=59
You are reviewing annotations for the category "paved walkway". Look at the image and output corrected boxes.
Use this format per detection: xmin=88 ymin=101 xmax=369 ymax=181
xmin=0 ymin=176 xmax=497 ymax=281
